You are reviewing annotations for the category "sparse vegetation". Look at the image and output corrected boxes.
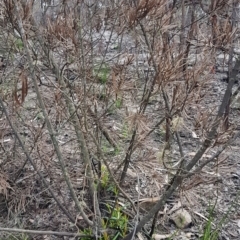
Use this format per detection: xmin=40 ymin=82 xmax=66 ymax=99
xmin=94 ymin=64 xmax=111 ymax=84
xmin=0 ymin=0 xmax=240 ymax=239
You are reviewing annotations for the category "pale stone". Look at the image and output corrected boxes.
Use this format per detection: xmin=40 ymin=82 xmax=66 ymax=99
xmin=171 ymin=209 xmax=192 ymax=229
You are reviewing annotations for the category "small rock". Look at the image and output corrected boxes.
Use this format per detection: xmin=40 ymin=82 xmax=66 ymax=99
xmin=171 ymin=209 xmax=192 ymax=229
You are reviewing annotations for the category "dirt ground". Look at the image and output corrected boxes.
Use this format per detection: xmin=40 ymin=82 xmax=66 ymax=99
xmin=0 ymin=21 xmax=240 ymax=240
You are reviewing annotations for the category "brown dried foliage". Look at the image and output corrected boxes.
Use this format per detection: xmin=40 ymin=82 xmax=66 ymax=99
xmin=0 ymin=0 xmax=239 ymax=238
xmin=13 ymin=69 xmax=28 ymax=106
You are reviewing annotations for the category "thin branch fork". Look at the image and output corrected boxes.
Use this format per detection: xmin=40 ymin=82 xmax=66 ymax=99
xmin=122 ymin=56 xmax=240 ymax=240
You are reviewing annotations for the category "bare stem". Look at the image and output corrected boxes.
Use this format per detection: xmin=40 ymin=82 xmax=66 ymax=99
xmin=13 ymin=0 xmax=93 ymax=227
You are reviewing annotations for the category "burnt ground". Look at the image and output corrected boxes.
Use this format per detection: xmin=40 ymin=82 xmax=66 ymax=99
xmin=0 ymin=28 xmax=240 ymax=240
